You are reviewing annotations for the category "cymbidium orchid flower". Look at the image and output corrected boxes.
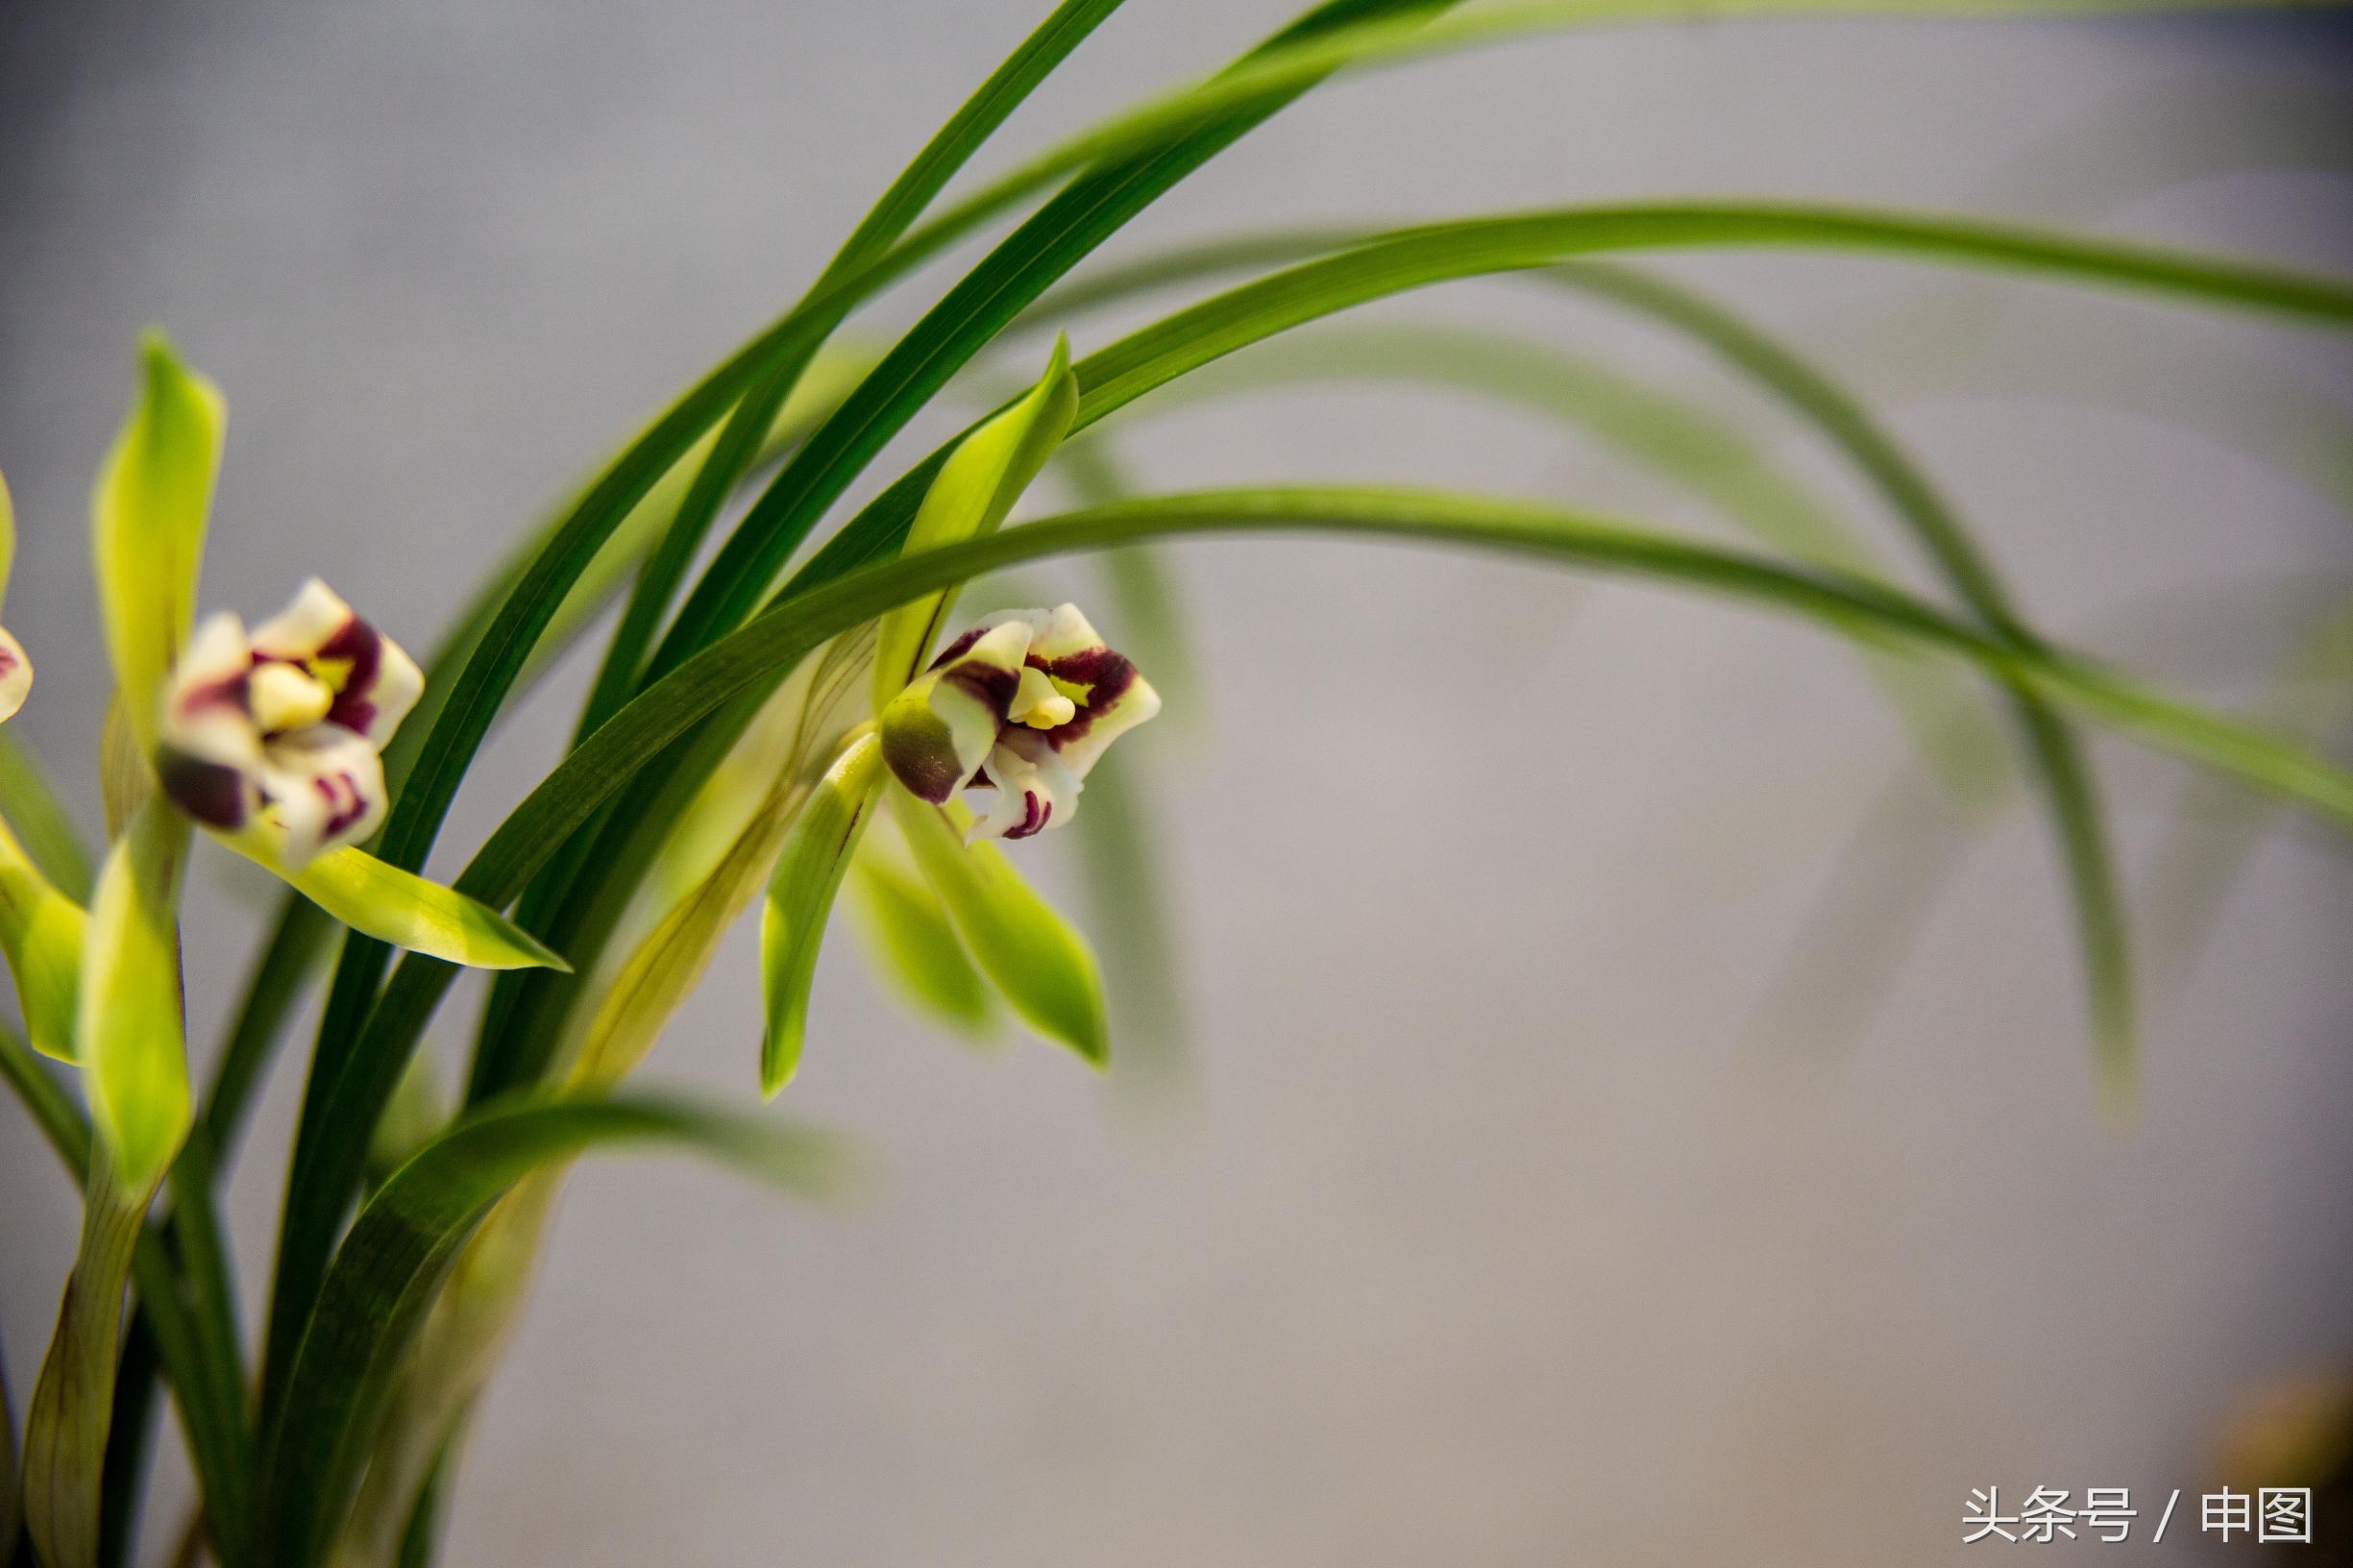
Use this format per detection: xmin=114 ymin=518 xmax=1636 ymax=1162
xmin=877 ymin=601 xmax=1160 ymax=842
xmin=0 ymin=467 xmax=26 ymax=723
xmin=755 ymin=341 xmax=1158 ymax=1093
xmin=0 ymin=626 xmax=27 ymax=724
xmin=55 ymin=338 xmax=561 ymax=1186
xmin=0 ymin=465 xmax=85 ymax=1067
xmin=157 ymin=578 xmax=424 ymax=869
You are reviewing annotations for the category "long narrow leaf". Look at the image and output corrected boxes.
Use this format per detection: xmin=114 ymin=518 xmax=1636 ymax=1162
xmin=22 ymin=1159 xmax=153 ymax=1568
xmin=760 ymin=730 xmax=887 ymax=1094
xmin=1532 ymin=261 xmax=2136 ymax=1101
xmin=257 ymin=1092 xmax=853 ymax=1568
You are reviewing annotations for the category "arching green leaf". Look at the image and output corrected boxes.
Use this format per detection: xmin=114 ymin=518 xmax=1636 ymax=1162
xmin=258 ymin=1092 xmax=855 ymax=1568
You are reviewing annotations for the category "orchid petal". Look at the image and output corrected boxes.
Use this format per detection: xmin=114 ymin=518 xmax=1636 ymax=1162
xmin=156 ymin=586 xmax=424 ymax=866
xmin=871 ymin=336 xmax=1077 ymax=705
xmin=971 ymin=728 xmax=1083 ymax=842
xmin=0 ymin=625 xmax=29 ymax=725
xmin=0 ymin=462 xmax=15 ymax=614
xmin=878 ymin=620 xmax=1029 ymax=803
xmin=93 ymin=333 xmax=224 ymax=757
xmin=0 ymin=468 xmax=24 ymax=723
xmin=229 ymin=833 xmax=567 ymax=971
xmin=251 ymin=578 xmax=424 ymax=747
xmin=889 ymin=787 xmax=1107 ymax=1067
xmin=78 ymin=800 xmax=193 ymax=1188
xmin=0 ymin=815 xmax=86 ymax=1064
xmin=255 ymin=725 xmax=391 ymax=868
xmin=758 ymin=727 xmax=886 ymax=1096
xmin=1008 ymin=602 xmax=1163 ymax=780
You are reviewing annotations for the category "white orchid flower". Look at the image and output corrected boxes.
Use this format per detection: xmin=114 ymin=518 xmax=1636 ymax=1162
xmin=876 ymin=602 xmax=1159 ymax=842
xmin=156 ymin=579 xmax=424 ymax=869
xmin=0 ymin=466 xmax=28 ymax=722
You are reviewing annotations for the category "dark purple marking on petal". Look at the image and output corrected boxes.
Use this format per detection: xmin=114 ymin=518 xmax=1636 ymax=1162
xmin=314 ymin=616 xmax=385 ymax=735
xmin=942 ymin=659 xmax=1018 ymax=721
xmin=1001 ymin=791 xmax=1051 ymax=841
xmin=881 ymin=725 xmax=965 ymax=805
xmin=1034 ymin=648 xmax=1136 ymax=748
xmin=157 ymin=747 xmax=251 ymax=829
xmin=316 ymin=771 xmax=372 ymax=841
xmin=0 ymin=646 xmax=15 ymax=676
xmin=174 ymin=668 xmax=254 ymax=723
xmin=925 ymin=626 xmax=988 ymax=671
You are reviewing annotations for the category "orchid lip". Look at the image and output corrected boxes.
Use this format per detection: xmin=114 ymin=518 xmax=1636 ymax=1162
xmin=154 ymin=582 xmax=421 ymax=867
xmin=0 ymin=625 xmax=29 ymax=724
xmin=878 ymin=602 xmax=1159 ymax=844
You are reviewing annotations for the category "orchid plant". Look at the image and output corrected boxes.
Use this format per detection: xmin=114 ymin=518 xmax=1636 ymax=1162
xmin=5 ymin=1 xmax=2353 ymax=1565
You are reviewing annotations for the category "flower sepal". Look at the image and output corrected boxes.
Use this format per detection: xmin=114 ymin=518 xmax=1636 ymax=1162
xmin=0 ymin=816 xmax=86 ymax=1064
xmin=222 ymin=823 xmax=567 ymax=972
xmin=889 ymin=788 xmax=1107 ymax=1066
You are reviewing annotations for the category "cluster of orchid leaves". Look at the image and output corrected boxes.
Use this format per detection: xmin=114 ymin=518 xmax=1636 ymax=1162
xmin=6 ymin=0 xmax=2353 ymax=1565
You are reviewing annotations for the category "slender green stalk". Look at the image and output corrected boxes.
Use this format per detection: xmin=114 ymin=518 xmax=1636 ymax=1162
xmin=22 ymin=1155 xmax=153 ymax=1568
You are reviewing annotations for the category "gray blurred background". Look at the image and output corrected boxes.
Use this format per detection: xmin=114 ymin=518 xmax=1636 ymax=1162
xmin=5 ymin=1 xmax=2352 ymax=1561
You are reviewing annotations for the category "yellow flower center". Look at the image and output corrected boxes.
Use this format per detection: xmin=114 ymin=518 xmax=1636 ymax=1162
xmin=1009 ymin=665 xmax=1077 ymax=730
xmin=250 ymin=661 xmax=334 ymax=733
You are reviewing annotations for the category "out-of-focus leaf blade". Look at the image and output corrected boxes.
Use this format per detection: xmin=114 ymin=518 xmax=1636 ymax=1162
xmin=1072 ymin=206 xmax=2353 ymax=430
xmin=1528 ymin=261 xmax=2136 ymax=1101
xmin=846 ymin=834 xmax=998 ymax=1040
xmin=892 ymin=790 xmax=1107 ymax=1066
xmin=2140 ymin=591 xmax=2353 ymax=988
xmin=1052 ymin=434 xmax=1202 ymax=720
xmin=0 ymin=734 xmax=95 ymax=903
xmin=903 ymin=0 xmax=2313 ymax=297
xmin=760 ymin=730 xmax=886 ymax=1095
xmin=257 ymin=1092 xmax=855 ymax=1568
xmin=0 ymin=1017 xmax=88 ymax=1179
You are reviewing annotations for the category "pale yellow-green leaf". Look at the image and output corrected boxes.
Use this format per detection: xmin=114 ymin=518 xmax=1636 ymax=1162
xmin=759 ymin=728 xmax=885 ymax=1096
xmin=570 ymin=632 xmax=874 ymax=1088
xmin=92 ymin=333 xmax=225 ymax=755
xmin=79 ymin=799 xmax=192 ymax=1190
xmin=847 ymin=830 xmax=998 ymax=1041
xmin=871 ymin=335 xmax=1078 ymax=705
xmin=890 ymin=788 xmax=1106 ymax=1066
xmin=0 ymin=814 xmax=87 ymax=1063
xmin=234 ymin=836 xmax=568 ymax=972
xmin=98 ymin=694 xmax=150 ymax=841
